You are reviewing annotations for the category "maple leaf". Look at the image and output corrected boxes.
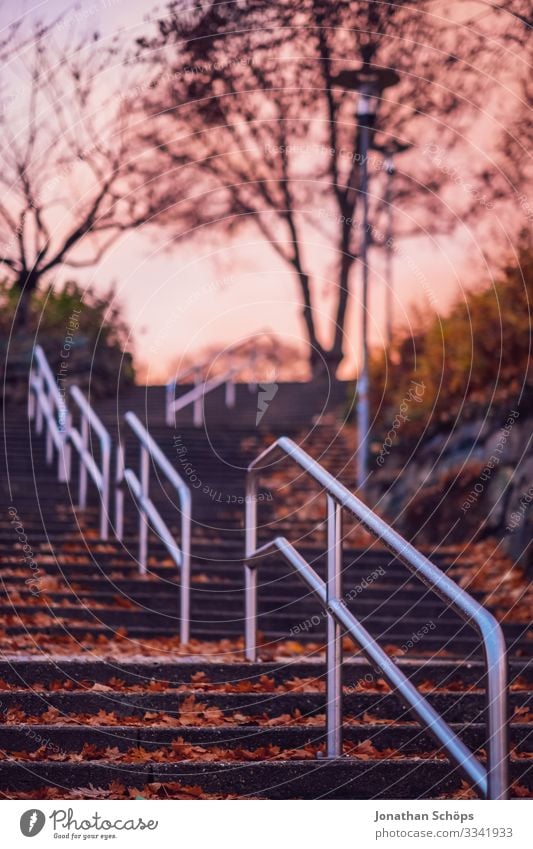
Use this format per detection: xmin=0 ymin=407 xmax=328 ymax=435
xmin=123 ymin=747 xmax=151 ymax=763
xmin=265 ymin=714 xmax=293 ymax=727
xmin=148 ymin=679 xmax=170 ymax=692
xmin=203 ymin=706 xmax=225 ymax=724
xmin=80 ymin=743 xmax=104 ymax=760
xmin=513 ymin=783 xmax=533 ymax=798
xmin=48 ymin=750 xmax=69 ymax=762
xmin=439 ymin=780 xmax=478 ymax=800
xmin=75 ymin=784 xmax=108 ymax=798
xmin=513 ymin=705 xmax=533 ymax=723
xmin=190 ymin=671 xmax=209 ymax=684
xmin=40 ymin=708 xmax=61 ymax=723
xmin=232 ymin=681 xmax=256 ymax=693
xmin=231 ymin=712 xmax=251 ymax=724
xmin=178 ymin=695 xmax=207 ymax=726
xmin=285 ymin=676 xmax=323 ymax=693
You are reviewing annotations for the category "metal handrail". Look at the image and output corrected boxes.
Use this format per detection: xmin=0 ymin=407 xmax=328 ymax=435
xmin=28 ymin=345 xmax=71 ymax=481
xmin=165 ymin=331 xmax=275 ymax=426
xmin=68 ymin=386 xmax=111 ymax=540
xmin=116 ymin=411 xmax=191 ymax=644
xmin=245 ymin=436 xmax=508 ymax=800
xmin=166 ymin=367 xmax=236 ymax=427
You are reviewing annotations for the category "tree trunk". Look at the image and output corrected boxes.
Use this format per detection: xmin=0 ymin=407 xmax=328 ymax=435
xmin=295 ymin=266 xmax=326 ymax=374
xmin=314 ymin=346 xmax=344 ymax=379
xmin=14 ymin=270 xmax=40 ymax=330
xmin=331 ymin=247 xmax=355 ymax=361
xmin=294 ymin=262 xmax=352 ymax=381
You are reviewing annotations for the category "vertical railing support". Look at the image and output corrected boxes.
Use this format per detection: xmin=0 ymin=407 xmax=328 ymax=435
xmin=59 ymin=411 xmax=71 ymax=483
xmin=180 ymin=490 xmax=192 ymax=645
xmin=165 ymin=379 xmax=176 ymax=427
xmin=483 ymin=617 xmax=509 ymax=799
xmin=326 ymin=495 xmax=343 ymax=758
xmin=245 ymin=470 xmax=258 ymax=661
xmin=225 ymin=380 xmax=236 ymax=408
xmin=193 ymin=370 xmax=203 ymax=427
xmin=115 ymin=444 xmax=125 ymax=541
xmin=138 ymin=444 xmax=149 ymax=574
xmin=78 ymin=413 xmax=89 ymax=509
xmin=99 ymin=435 xmax=111 ymax=541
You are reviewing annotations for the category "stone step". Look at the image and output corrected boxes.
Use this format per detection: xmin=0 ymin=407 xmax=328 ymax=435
xmin=0 ymin=722 xmax=530 ymax=754
xmin=0 ymin=758 xmax=529 ymax=799
xmin=3 ymin=603 xmax=520 ymax=640
xmin=3 ymin=624 xmax=528 ymax=655
xmin=0 ymin=689 xmax=530 ymax=723
xmin=0 ymin=658 xmax=529 ymax=687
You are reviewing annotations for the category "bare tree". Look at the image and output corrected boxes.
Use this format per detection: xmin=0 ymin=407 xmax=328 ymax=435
xmin=0 ymin=22 xmax=159 ymax=327
xmin=134 ymin=0 xmax=530 ymax=375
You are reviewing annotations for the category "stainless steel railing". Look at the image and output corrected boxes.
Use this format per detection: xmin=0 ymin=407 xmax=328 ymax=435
xmin=28 ymin=346 xmax=192 ymax=641
xmin=166 ymin=367 xmax=236 ymax=427
xmin=165 ymin=331 xmax=275 ymax=427
xmin=28 ymin=346 xmax=112 ymax=538
xmin=245 ymin=436 xmax=508 ymax=800
xmin=116 ymin=411 xmax=191 ymax=644
xmin=28 ymin=344 xmax=71 ymax=482
xmin=68 ymin=386 xmax=112 ymax=540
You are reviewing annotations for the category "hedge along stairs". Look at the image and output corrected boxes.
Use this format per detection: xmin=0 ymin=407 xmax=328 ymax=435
xmin=0 ymin=379 xmax=531 ymax=799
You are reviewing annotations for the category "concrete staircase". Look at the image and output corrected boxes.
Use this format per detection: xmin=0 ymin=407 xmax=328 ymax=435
xmin=0 ymin=383 xmax=531 ymax=799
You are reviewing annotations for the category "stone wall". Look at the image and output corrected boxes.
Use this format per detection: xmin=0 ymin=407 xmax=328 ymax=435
xmin=370 ymin=407 xmax=533 ymax=572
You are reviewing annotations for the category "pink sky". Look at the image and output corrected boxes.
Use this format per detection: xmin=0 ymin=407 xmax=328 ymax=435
xmin=91 ymin=222 xmax=468 ymax=382
xmin=10 ymin=0 xmax=520 ymax=382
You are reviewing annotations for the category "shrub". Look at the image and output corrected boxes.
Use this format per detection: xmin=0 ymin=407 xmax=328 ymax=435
xmin=370 ymin=239 xmax=533 ymax=439
xmin=0 ymin=279 xmax=134 ymax=399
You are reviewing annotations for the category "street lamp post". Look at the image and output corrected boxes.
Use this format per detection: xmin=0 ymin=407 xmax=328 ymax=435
xmin=355 ymin=82 xmax=375 ymax=493
xmin=377 ymin=140 xmax=410 ymax=350
xmin=383 ymin=153 xmax=395 ymax=350
xmin=333 ymin=67 xmax=399 ymax=492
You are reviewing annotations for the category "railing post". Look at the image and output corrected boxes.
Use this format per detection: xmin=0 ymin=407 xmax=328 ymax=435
xmin=326 ymin=494 xmax=343 ymax=758
xmin=245 ymin=470 xmax=258 ymax=661
xmin=193 ymin=370 xmax=203 ymax=427
xmin=78 ymin=412 xmax=89 ymax=508
xmin=165 ymin=380 xmax=176 ymax=427
xmin=59 ymin=411 xmax=71 ymax=483
xmin=180 ymin=491 xmax=191 ymax=644
xmin=115 ymin=444 xmax=125 ymax=541
xmin=100 ymin=436 xmax=111 ymax=541
xmin=45 ymin=388 xmax=53 ymax=465
xmin=138 ymin=444 xmax=149 ymax=574
xmin=483 ymin=618 xmax=509 ymax=799
xmin=225 ymin=379 xmax=236 ymax=408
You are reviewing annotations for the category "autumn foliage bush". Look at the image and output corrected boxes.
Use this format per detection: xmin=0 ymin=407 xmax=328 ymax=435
xmin=0 ymin=279 xmax=134 ymax=398
xmin=370 ymin=240 xmax=533 ymax=438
